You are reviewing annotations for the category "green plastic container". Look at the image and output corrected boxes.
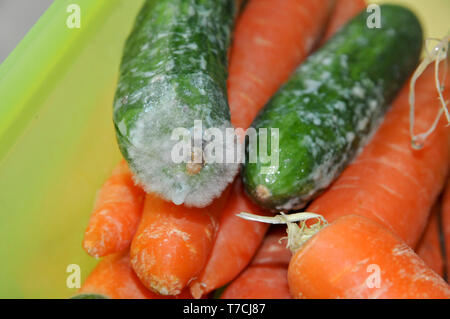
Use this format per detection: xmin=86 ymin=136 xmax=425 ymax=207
xmin=0 ymin=0 xmax=448 ymax=298
xmin=0 ymin=0 xmax=144 ymax=298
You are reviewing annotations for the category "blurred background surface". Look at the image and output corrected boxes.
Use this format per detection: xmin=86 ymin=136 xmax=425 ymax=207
xmin=1 ymin=0 xmax=449 ymax=64
xmin=0 ymin=0 xmax=54 ymax=63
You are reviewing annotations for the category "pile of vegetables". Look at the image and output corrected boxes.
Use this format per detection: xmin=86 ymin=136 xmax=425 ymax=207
xmin=77 ymin=0 xmax=450 ymax=299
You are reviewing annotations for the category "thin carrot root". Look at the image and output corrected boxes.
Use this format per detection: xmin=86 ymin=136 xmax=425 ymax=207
xmin=409 ymin=33 xmax=450 ymax=149
xmin=237 ymin=212 xmax=327 ymax=252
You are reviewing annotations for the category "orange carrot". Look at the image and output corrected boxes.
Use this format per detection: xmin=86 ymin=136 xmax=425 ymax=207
xmin=227 ymin=0 xmax=334 ymax=129
xmin=78 ymin=252 xmax=192 ymax=299
xmin=320 ymin=0 xmax=366 ymax=45
xmin=130 ymin=188 xmax=230 ymax=296
xmin=443 ymin=181 xmax=450 ymax=281
xmin=220 ymin=227 xmax=292 ymax=299
xmin=288 ymin=215 xmax=450 ymax=299
xmin=189 ymin=180 xmax=269 ymax=298
xmin=416 ymin=202 xmax=445 ymax=277
xmin=308 ymin=64 xmax=450 ymax=248
xmin=83 ymin=160 xmax=145 ymax=258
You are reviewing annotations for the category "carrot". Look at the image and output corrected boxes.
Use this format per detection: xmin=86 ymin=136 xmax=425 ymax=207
xmin=78 ymin=252 xmax=192 ymax=299
xmin=220 ymin=227 xmax=292 ymax=299
xmin=189 ymin=179 xmax=269 ymax=298
xmin=82 ymin=160 xmax=145 ymax=258
xmin=308 ymin=64 xmax=450 ymax=247
xmin=443 ymin=181 xmax=450 ymax=281
xmin=130 ymin=187 xmax=230 ymax=296
xmin=320 ymin=0 xmax=366 ymax=45
xmin=286 ymin=214 xmax=450 ymax=299
xmin=416 ymin=202 xmax=445 ymax=277
xmin=227 ymin=0 xmax=334 ymax=129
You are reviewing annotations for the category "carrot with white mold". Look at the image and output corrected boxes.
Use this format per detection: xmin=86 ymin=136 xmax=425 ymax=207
xmin=130 ymin=188 xmax=230 ymax=295
xmin=77 ymin=252 xmax=192 ymax=299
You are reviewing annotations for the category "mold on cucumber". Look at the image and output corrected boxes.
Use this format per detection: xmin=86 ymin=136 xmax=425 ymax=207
xmin=113 ymin=0 xmax=240 ymax=207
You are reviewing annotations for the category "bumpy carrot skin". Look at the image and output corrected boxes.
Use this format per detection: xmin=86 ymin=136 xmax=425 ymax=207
xmin=416 ymin=203 xmax=445 ymax=277
xmin=221 ymin=227 xmax=292 ymax=299
xmin=83 ymin=160 xmax=145 ymax=258
xmin=443 ymin=182 xmax=450 ymax=280
xmin=308 ymin=65 xmax=450 ymax=248
xmin=130 ymin=188 xmax=230 ymax=296
xmin=227 ymin=0 xmax=334 ymax=129
xmin=288 ymin=215 xmax=450 ymax=299
xmin=320 ymin=0 xmax=366 ymax=45
xmin=78 ymin=252 xmax=192 ymax=299
xmin=189 ymin=180 xmax=269 ymax=298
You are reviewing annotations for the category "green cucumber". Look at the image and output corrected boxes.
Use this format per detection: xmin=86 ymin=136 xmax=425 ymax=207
xmin=113 ymin=0 xmax=239 ymax=207
xmin=242 ymin=4 xmax=423 ymax=211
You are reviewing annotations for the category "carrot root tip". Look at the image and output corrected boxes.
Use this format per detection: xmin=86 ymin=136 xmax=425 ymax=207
xmin=190 ymin=282 xmax=206 ymax=299
xmin=409 ymin=33 xmax=450 ymax=148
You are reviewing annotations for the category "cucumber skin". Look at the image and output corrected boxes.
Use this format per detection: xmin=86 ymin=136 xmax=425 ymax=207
xmin=113 ymin=0 xmax=239 ymax=207
xmin=242 ymin=5 xmax=423 ymax=211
